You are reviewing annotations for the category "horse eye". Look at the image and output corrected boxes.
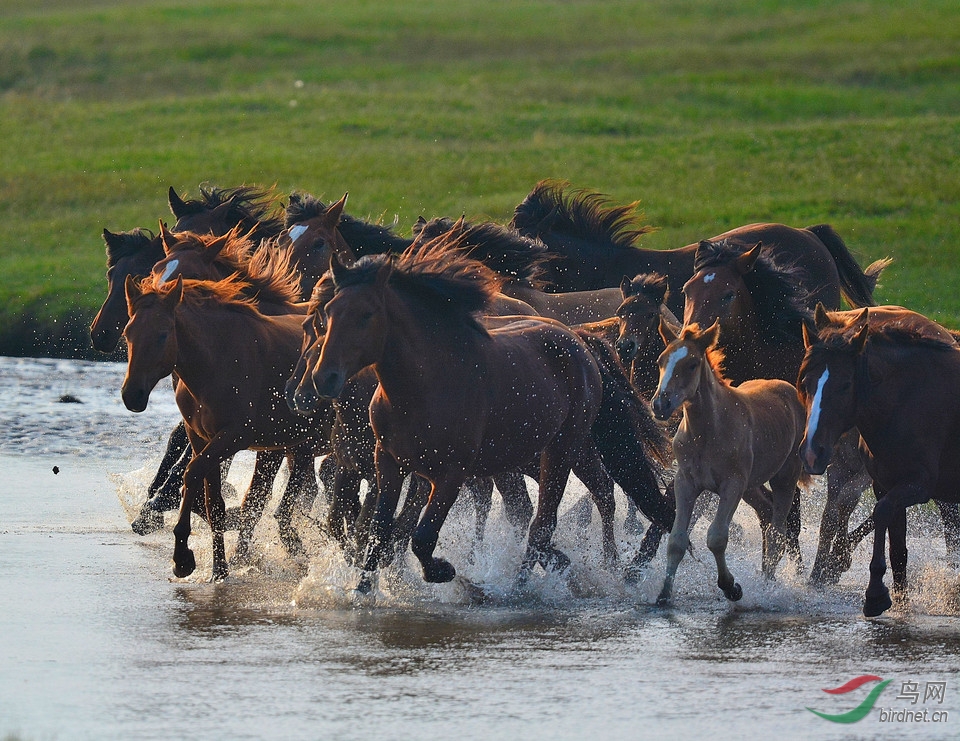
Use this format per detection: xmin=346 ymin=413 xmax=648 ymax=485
xmin=721 ymin=292 xmax=735 ymax=304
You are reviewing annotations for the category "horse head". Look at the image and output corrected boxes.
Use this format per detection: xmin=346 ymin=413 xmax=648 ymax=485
xmin=651 ymin=318 xmax=721 ymax=420
xmin=121 ymin=274 xmax=183 ymax=413
xmin=615 ymin=272 xmax=670 ymax=363
xmin=797 ymin=305 xmax=868 ymax=474
xmin=90 ymin=227 xmax=165 ymax=353
xmin=682 ymin=241 xmax=761 ymax=339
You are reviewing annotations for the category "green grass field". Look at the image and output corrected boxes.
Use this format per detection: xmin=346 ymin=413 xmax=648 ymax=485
xmin=1 ymin=0 xmax=958 ymax=357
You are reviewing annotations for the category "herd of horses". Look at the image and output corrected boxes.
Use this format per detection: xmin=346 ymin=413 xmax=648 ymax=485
xmin=90 ymin=179 xmax=960 ymax=617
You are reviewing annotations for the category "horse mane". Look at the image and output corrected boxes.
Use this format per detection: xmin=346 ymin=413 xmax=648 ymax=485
xmin=510 ymin=179 xmax=655 ymax=253
xmin=695 ymin=239 xmax=813 ymax=344
xmin=308 ymin=271 xmax=336 ymax=315
xmin=817 ymin=317 xmax=958 ymax=354
xmin=164 ymin=230 xmax=301 ymax=307
xmin=679 ymin=323 xmax=730 ymax=384
xmin=286 ymin=192 xmax=411 ymax=256
xmin=333 ymin=233 xmax=503 ymax=333
xmin=140 ymin=274 xmax=263 ymax=315
xmin=415 ymin=216 xmax=553 ymax=288
xmin=627 ymin=272 xmax=669 ymax=302
xmin=179 ymin=184 xmax=285 ymax=242
xmin=104 ymin=227 xmax=162 ymax=267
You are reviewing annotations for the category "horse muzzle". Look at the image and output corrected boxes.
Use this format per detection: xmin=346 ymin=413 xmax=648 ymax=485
xmin=121 ymin=383 xmax=151 ymax=413
xmin=615 ymin=337 xmax=638 ymax=363
xmin=314 ymin=368 xmax=347 ymax=400
xmin=651 ymin=392 xmax=677 ymax=421
xmin=800 ymin=436 xmax=831 ymax=475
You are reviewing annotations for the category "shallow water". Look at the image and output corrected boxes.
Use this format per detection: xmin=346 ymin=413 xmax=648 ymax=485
xmin=1 ymin=356 xmax=958 ymax=740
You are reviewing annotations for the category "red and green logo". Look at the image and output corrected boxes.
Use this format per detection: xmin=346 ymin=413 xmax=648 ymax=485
xmin=807 ymin=675 xmax=893 ymax=723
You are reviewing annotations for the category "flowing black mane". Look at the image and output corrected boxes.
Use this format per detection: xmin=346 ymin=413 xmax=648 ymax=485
xmin=103 ymin=227 xmax=162 ymax=267
xmin=626 ymin=272 xmax=669 ymax=302
xmin=510 ymin=179 xmax=655 ymax=254
xmin=176 ymin=185 xmax=285 ymax=242
xmin=286 ymin=192 xmax=411 ymax=256
xmin=414 ymin=216 xmax=553 ymax=288
xmin=333 ymin=235 xmax=502 ymax=333
xmin=695 ymin=239 xmax=813 ymax=344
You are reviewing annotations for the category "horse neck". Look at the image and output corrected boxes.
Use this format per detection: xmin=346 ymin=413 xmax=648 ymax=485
xmin=681 ymin=357 xmax=735 ymax=432
xmin=168 ymin=303 xmax=250 ymax=396
xmin=372 ymin=290 xmax=481 ymax=401
xmin=632 ymin=340 xmax=662 ymax=399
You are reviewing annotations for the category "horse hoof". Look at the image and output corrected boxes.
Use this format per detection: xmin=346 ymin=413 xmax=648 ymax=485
xmin=212 ymin=564 xmax=228 ymax=582
xmin=423 ymin=558 xmax=456 ymax=583
xmin=545 ymin=549 xmax=571 ymax=573
xmin=724 ymin=582 xmax=743 ymax=601
xmin=863 ymin=589 xmax=893 ymax=618
xmin=172 ymin=550 xmax=196 ymax=579
xmin=655 ymin=593 xmax=672 ymax=608
xmin=356 ymin=574 xmax=374 ymax=595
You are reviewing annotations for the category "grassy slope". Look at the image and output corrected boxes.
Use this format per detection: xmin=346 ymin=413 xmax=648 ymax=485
xmin=1 ymin=0 xmax=958 ymax=357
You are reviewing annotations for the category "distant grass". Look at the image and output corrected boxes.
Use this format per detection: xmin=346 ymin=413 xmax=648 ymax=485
xmin=1 ymin=0 xmax=958 ymax=356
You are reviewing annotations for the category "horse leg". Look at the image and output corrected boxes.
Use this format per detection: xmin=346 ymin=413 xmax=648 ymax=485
xmin=709 ymin=483 xmax=745 ymax=601
xmin=465 ymin=476 xmax=494 ymax=547
xmin=888 ymin=502 xmax=908 ymax=598
xmin=764 ymin=462 xmax=803 ymax=580
xmin=625 ymin=480 xmax=674 ymax=580
xmin=741 ymin=486 xmax=773 ymax=574
xmin=410 ymin=474 xmax=464 ymax=583
xmin=357 ymin=446 xmax=405 ymax=592
xmin=385 ymin=475 xmax=431 ymax=567
xmin=656 ymin=473 xmax=697 ymax=606
xmin=317 ymin=454 xmax=339 ymax=504
xmin=174 ymin=431 xmax=240 ymax=580
xmin=325 ymin=464 xmax=362 ymax=550
xmin=572 ymin=445 xmax=618 ymax=567
xmin=273 ymin=447 xmax=317 ymax=558
xmin=204 ymin=469 xmax=228 ymax=582
xmin=494 ymin=471 xmax=533 ymax=533
xmin=864 ymin=492 xmax=895 ymax=617
xmin=522 ymin=449 xmax=575 ymax=576
xmin=233 ymin=449 xmax=283 ymax=564
xmin=936 ymin=499 xmax=960 ymax=567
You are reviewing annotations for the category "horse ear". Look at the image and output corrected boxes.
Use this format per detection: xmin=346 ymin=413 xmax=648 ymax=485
xmin=205 ymin=233 xmax=230 ymax=262
xmin=124 ymin=274 xmax=142 ymax=306
xmin=735 ymin=242 xmax=762 ymax=274
xmin=329 ymin=251 xmax=348 ymax=286
xmin=813 ymin=302 xmax=831 ymax=330
xmin=159 ymin=220 xmax=177 ymax=255
xmin=323 ymin=192 xmax=348 ymax=228
xmin=620 ymin=275 xmax=634 ymax=298
xmin=697 ymin=319 xmax=722 ymax=350
xmin=801 ymin=318 xmax=818 ymax=349
xmin=164 ymin=274 xmax=185 ymax=307
xmin=168 ymin=187 xmax=188 ymax=218
xmin=102 ymin=228 xmax=121 ymax=249
xmin=375 ymin=261 xmax=393 ymax=293
xmin=658 ymin=315 xmax=678 ymax=346
xmin=850 ymin=308 xmax=869 ymax=351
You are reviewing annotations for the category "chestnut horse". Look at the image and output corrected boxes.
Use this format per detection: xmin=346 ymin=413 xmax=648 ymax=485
xmin=121 ymin=273 xmax=329 ymax=580
xmin=310 ymin=237 xmax=673 ymax=590
xmin=798 ymin=306 xmax=960 ymax=616
xmin=652 ymin=321 xmax=809 ymax=605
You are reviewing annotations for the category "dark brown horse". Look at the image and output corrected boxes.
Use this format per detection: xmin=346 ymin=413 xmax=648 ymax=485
xmin=310 ymin=237 xmax=673 ymax=591
xmin=122 ymin=273 xmax=328 ymax=580
xmin=510 ymin=180 xmax=887 ymax=317
xmin=168 ymin=184 xmax=286 ymax=245
xmin=680 ymin=238 xmax=891 ymax=581
xmin=798 ymin=306 xmax=960 ymax=616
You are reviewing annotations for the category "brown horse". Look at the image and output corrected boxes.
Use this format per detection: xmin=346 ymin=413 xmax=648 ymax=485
xmin=168 ymin=184 xmax=286 ymax=245
xmin=148 ymin=225 xmax=324 ymax=562
xmin=121 ymin=272 xmax=329 ymax=580
xmin=652 ymin=321 xmax=809 ymax=605
xmin=798 ymin=306 xmax=960 ymax=617
xmin=511 ymin=180 xmax=886 ymax=316
xmin=310 ymin=237 xmax=673 ymax=591
xmin=680 ymin=238 xmax=891 ymax=582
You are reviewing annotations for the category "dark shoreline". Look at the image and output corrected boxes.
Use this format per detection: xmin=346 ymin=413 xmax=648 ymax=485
xmin=0 ymin=310 xmax=125 ymax=361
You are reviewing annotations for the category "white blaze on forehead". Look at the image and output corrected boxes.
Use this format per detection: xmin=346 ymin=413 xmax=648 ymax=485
xmin=159 ymin=259 xmax=180 ymax=283
xmin=806 ymin=367 xmax=830 ymax=442
xmin=660 ymin=345 xmax=689 ymax=389
xmin=703 ymin=272 xmax=716 ymax=284
xmin=288 ymin=224 xmax=308 ymax=243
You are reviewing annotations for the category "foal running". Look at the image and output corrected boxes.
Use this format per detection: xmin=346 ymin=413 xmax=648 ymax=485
xmin=652 ymin=320 xmax=808 ymax=605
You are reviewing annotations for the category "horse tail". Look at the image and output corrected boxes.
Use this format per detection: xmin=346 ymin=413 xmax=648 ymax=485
xmin=806 ymin=224 xmax=892 ymax=308
xmin=575 ymin=328 xmax=676 ymax=531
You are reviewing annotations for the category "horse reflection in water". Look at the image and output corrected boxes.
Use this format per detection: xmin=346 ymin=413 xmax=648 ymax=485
xmin=309 ymin=232 xmax=674 ymax=592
